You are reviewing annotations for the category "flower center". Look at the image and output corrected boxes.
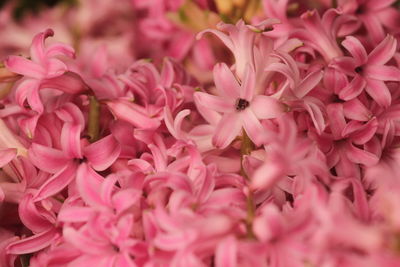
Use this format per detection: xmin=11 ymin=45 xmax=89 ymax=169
xmin=235 ymin=98 xmax=250 ymax=111
xmin=354 ymin=66 xmax=363 ymax=74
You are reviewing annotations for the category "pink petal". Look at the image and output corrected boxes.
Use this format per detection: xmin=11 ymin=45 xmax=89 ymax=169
xmin=342 ymin=99 xmax=372 ymax=121
xmin=45 ymin=42 xmax=75 ymax=59
xmin=365 ymin=65 xmax=400 ymax=81
xmin=41 ymin=72 xmax=87 ymax=94
xmin=193 ymin=92 xmax=234 ymax=113
xmin=326 ymin=103 xmax=346 ymax=139
xmin=28 ymin=143 xmax=70 ymax=173
xmin=365 ymin=79 xmax=391 ymax=107
xmin=342 ymin=36 xmax=368 ymax=65
xmin=55 ymin=102 xmax=85 ymax=128
xmin=14 ymin=78 xmax=40 ymax=108
xmin=215 ymin=236 xmax=237 ymax=267
xmin=106 ymin=100 xmax=161 ymax=130
xmin=84 ymin=135 xmax=121 ymax=171
xmin=153 ymin=230 xmax=197 ymax=251
xmin=30 ymin=29 xmax=53 ymax=64
xmin=5 ymin=56 xmax=45 ymax=79
xmin=339 ymin=75 xmax=366 ymax=100
xmin=212 ymin=112 xmax=242 ymax=149
xmin=0 ymin=148 xmax=16 ymax=167
xmin=330 ymin=57 xmax=357 ymax=76
xmin=33 ymin=162 xmax=77 ymax=201
xmin=303 ymin=98 xmax=326 ymax=134
xmin=19 ymin=194 xmax=54 ymax=233
xmin=7 ymin=228 xmax=58 ymax=254
xmin=361 ymin=15 xmax=385 ymax=44
xmin=60 ymin=123 xmax=83 ymax=159
xmin=76 ymin=163 xmax=105 ymax=208
xmin=367 ymin=35 xmax=397 ymax=65
xmin=251 ymin=95 xmax=285 ymax=119
xmin=213 ymin=63 xmax=240 ymax=99
xmin=63 ymin=228 xmax=111 ymax=255
xmin=45 ymin=58 xmax=67 ymax=78
xmin=242 ymin=109 xmax=266 ymax=145
xmin=58 ymin=206 xmax=96 ymax=222
xmin=295 ymin=70 xmax=323 ymax=98
xmin=27 ymin=83 xmax=43 ymax=113
xmin=240 ymin=64 xmax=256 ymax=100
xmin=197 ymin=28 xmax=234 ymax=55
xmin=251 ymin=160 xmax=286 ymax=190
xmin=265 ymin=62 xmax=296 ymax=88
xmin=342 ymin=118 xmax=378 ymax=145
xmin=345 ymin=143 xmax=379 ymax=166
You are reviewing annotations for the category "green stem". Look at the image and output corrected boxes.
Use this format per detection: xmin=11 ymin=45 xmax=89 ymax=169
xmin=87 ymin=96 xmax=100 ymax=143
xmin=240 ymin=129 xmax=256 ymax=239
xmin=20 ymin=254 xmax=31 ymax=267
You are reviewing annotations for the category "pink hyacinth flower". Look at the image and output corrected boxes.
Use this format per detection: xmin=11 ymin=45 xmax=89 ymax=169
xmin=331 ymin=35 xmax=400 ymax=107
xmin=194 ymin=63 xmax=285 ymax=148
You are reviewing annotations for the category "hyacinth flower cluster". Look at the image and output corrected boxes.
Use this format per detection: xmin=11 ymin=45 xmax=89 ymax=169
xmin=2 ymin=0 xmax=400 ymax=266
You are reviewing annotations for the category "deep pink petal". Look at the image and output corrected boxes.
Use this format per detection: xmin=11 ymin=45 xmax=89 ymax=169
xmin=33 ymin=162 xmax=77 ymax=201
xmin=14 ymin=78 xmax=40 ymax=108
xmin=339 ymin=75 xmax=366 ymax=100
xmin=45 ymin=58 xmax=67 ymax=78
xmin=193 ymin=92 xmax=234 ymax=113
xmin=342 ymin=36 xmax=368 ymax=65
xmin=303 ymin=98 xmax=326 ymax=134
xmin=213 ymin=63 xmax=240 ymax=99
xmin=5 ymin=56 xmax=45 ymax=78
xmin=212 ymin=112 xmax=242 ymax=149
xmin=367 ymin=35 xmax=397 ymax=65
xmin=84 ymin=135 xmax=121 ymax=171
xmin=7 ymin=228 xmax=58 ymax=254
xmin=365 ymin=79 xmax=391 ymax=107
xmin=28 ymin=143 xmax=70 ymax=173
xmin=343 ymin=98 xmax=372 ymax=121
xmin=251 ymin=95 xmax=285 ymax=119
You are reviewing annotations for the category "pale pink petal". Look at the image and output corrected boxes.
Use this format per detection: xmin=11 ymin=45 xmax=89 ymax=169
xmin=339 ymin=75 xmax=366 ymax=100
xmin=342 ymin=36 xmax=368 ymax=65
xmin=213 ymin=63 xmax=240 ymax=99
xmin=251 ymin=160 xmax=286 ymax=190
xmin=212 ymin=112 xmax=242 ymax=149
xmin=45 ymin=58 xmax=67 ymax=78
xmin=265 ymin=62 xmax=296 ymax=88
xmin=5 ymin=56 xmax=45 ymax=79
xmin=153 ymin=230 xmax=197 ymax=251
xmin=0 ymin=148 xmax=16 ymax=167
xmin=84 ymin=135 xmax=121 ymax=171
xmin=27 ymin=83 xmax=43 ymax=113
xmin=28 ymin=143 xmax=70 ymax=173
xmin=365 ymin=79 xmax=391 ymax=107
xmin=197 ymin=30 xmax=234 ymax=56
xmin=240 ymin=65 xmax=256 ymax=100
xmin=251 ymin=95 xmax=285 ymax=119
xmin=7 ymin=228 xmax=58 ymax=254
xmin=215 ymin=236 xmax=237 ymax=267
xmin=14 ymin=78 xmax=40 ymax=108
xmin=367 ymin=35 xmax=397 ymax=65
xmin=58 ymin=206 xmax=96 ymax=222
xmin=242 ymin=109 xmax=266 ymax=145
xmin=45 ymin=42 xmax=75 ymax=59
xmin=365 ymin=65 xmax=400 ymax=81
xmin=295 ymin=70 xmax=323 ymax=98
xmin=193 ymin=92 xmax=234 ymax=113
xmin=303 ymin=98 xmax=326 ymax=134
xmin=33 ymin=162 xmax=77 ymax=201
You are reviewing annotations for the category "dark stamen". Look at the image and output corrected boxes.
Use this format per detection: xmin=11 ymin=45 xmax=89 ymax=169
xmin=354 ymin=66 xmax=363 ymax=74
xmin=235 ymin=98 xmax=250 ymax=111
